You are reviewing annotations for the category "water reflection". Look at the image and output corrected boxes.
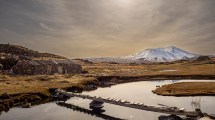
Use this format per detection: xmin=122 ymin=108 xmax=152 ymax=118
xmin=171 ymin=80 xmax=179 ymax=83
xmin=56 ymin=102 xmax=198 ymax=120
xmin=56 ymin=102 xmax=123 ymax=120
xmin=191 ymin=97 xmax=201 ymax=109
xmin=1 ymin=80 xmax=215 ymax=120
xmin=158 ymin=114 xmax=195 ymax=120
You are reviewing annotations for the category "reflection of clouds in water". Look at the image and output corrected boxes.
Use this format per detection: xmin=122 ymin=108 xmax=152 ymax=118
xmin=43 ymin=105 xmax=57 ymax=112
xmin=129 ymin=115 xmax=134 ymax=118
xmin=56 ymin=102 xmax=123 ymax=120
xmin=2 ymin=80 xmax=215 ymax=120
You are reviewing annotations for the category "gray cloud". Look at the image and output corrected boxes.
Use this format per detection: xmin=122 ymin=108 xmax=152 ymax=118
xmin=0 ymin=0 xmax=215 ymax=58
xmin=40 ymin=23 xmax=54 ymax=31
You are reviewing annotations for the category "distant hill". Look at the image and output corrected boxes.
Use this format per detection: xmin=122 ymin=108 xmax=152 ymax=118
xmin=83 ymin=46 xmax=205 ymax=63
xmin=123 ymin=46 xmax=199 ymax=62
xmin=0 ymin=44 xmax=66 ymax=60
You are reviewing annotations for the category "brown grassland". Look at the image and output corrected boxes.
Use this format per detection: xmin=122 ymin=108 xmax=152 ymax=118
xmin=1 ymin=58 xmax=215 ymax=97
xmin=0 ymin=74 xmax=96 ymax=96
xmin=82 ymin=59 xmax=215 ymax=77
xmin=152 ymin=82 xmax=215 ymax=96
xmin=0 ymin=58 xmax=215 ymax=109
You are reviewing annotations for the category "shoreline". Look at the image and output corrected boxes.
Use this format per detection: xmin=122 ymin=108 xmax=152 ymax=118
xmin=1 ymin=74 xmax=215 ymax=112
xmin=96 ymin=74 xmax=215 ymax=83
xmin=0 ymin=74 xmax=98 ymax=111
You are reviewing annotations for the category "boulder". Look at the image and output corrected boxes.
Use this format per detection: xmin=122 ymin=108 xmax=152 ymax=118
xmin=0 ymin=93 xmax=11 ymax=99
xmin=0 ymin=53 xmax=18 ymax=70
xmin=66 ymin=86 xmax=83 ymax=93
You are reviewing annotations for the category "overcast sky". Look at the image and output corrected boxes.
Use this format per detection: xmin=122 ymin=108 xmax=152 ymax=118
xmin=0 ymin=0 xmax=215 ymax=58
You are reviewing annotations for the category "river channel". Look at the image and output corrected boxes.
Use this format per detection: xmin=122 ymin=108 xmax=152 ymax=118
xmin=1 ymin=79 xmax=215 ymax=120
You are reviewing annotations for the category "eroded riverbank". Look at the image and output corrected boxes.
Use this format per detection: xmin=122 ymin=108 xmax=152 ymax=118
xmin=1 ymin=80 xmax=215 ymax=120
xmin=1 ymin=73 xmax=215 ymax=112
xmin=0 ymin=74 xmax=98 ymax=110
xmin=1 ymin=58 xmax=215 ymax=110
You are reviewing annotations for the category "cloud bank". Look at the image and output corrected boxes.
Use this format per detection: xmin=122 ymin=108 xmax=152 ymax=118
xmin=0 ymin=0 xmax=215 ymax=58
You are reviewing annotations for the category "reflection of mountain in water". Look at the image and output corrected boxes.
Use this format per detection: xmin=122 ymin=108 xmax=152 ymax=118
xmin=152 ymin=80 xmax=180 ymax=84
xmin=191 ymin=97 xmax=201 ymax=109
xmin=172 ymin=80 xmax=179 ymax=83
xmin=56 ymin=102 xmax=123 ymax=120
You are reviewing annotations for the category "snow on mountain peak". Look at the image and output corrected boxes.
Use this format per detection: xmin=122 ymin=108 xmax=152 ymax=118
xmin=163 ymin=46 xmax=197 ymax=59
xmin=163 ymin=46 xmax=186 ymax=53
xmin=85 ymin=46 xmax=200 ymax=63
xmin=124 ymin=46 xmax=198 ymax=62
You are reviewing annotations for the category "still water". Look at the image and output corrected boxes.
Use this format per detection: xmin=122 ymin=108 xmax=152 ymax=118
xmin=1 ymin=80 xmax=215 ymax=120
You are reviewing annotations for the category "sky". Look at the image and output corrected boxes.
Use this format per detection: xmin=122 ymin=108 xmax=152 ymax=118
xmin=0 ymin=0 xmax=215 ymax=58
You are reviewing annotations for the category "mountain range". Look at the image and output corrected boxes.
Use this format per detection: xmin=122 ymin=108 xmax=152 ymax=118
xmin=84 ymin=46 xmax=201 ymax=63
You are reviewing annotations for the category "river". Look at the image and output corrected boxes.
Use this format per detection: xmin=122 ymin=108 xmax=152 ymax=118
xmin=1 ymin=80 xmax=215 ymax=120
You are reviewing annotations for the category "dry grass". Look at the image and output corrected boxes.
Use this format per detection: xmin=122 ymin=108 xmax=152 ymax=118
xmin=1 ymin=59 xmax=215 ymax=96
xmin=153 ymin=82 xmax=215 ymax=96
xmin=82 ymin=60 xmax=215 ymax=77
xmin=0 ymin=74 xmax=96 ymax=95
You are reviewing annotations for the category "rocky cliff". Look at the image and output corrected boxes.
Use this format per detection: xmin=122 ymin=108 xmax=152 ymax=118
xmin=0 ymin=44 xmax=82 ymax=75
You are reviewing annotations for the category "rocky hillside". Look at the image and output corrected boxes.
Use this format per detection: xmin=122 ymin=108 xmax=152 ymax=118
xmin=0 ymin=44 xmax=66 ymax=60
xmin=0 ymin=44 xmax=82 ymax=75
xmin=0 ymin=53 xmax=18 ymax=70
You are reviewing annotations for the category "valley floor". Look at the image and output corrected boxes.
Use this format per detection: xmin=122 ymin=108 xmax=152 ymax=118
xmin=81 ymin=58 xmax=215 ymax=77
xmin=1 ymin=58 xmax=215 ymax=110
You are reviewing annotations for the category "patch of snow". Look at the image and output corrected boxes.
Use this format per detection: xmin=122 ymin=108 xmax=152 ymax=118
xmin=163 ymin=46 xmax=198 ymax=59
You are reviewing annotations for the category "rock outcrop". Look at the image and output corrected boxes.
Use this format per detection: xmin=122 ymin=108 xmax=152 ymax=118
xmin=0 ymin=53 xmax=18 ymax=70
xmin=195 ymin=56 xmax=210 ymax=61
xmin=12 ymin=59 xmax=82 ymax=75
xmin=0 ymin=44 xmax=82 ymax=75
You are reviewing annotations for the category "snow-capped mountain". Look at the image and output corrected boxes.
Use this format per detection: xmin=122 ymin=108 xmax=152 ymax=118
xmin=123 ymin=46 xmax=199 ymax=62
xmin=163 ymin=46 xmax=197 ymax=59
xmin=83 ymin=46 xmax=200 ymax=63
